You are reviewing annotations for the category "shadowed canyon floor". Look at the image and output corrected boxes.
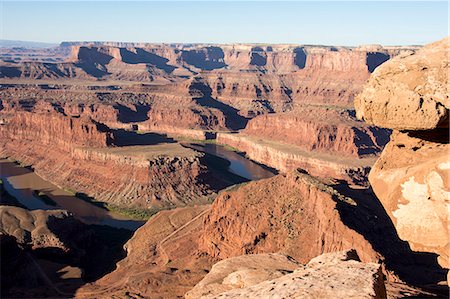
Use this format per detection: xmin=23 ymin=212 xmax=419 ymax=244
xmin=1 ymin=39 xmax=448 ymax=298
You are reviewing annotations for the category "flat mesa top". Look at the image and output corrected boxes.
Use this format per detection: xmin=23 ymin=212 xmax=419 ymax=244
xmin=83 ymin=143 xmax=200 ymax=160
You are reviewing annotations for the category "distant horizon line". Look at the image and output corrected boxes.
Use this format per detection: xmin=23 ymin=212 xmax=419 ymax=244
xmin=1 ymin=39 xmax=433 ymax=48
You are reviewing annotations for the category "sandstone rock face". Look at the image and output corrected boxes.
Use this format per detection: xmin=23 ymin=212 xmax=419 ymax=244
xmin=355 ymin=37 xmax=450 ymax=272
xmin=185 ymin=253 xmax=301 ymax=299
xmin=76 ymin=173 xmax=382 ymax=298
xmin=243 ymin=107 xmax=390 ymax=157
xmin=0 ymin=111 xmax=212 ymax=209
xmin=77 ymin=171 xmax=445 ymax=298
xmin=198 ymin=172 xmax=379 ymax=264
xmin=0 ymin=206 xmax=76 ymax=251
xmin=355 ymin=37 xmax=449 ymax=130
xmin=0 ymin=111 xmax=113 ymax=148
xmin=188 ymin=250 xmax=386 ymax=299
xmin=216 ymin=132 xmax=376 ymax=184
xmin=368 ymin=131 xmax=449 ymax=268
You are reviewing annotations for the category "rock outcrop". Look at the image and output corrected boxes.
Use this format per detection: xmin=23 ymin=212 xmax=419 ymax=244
xmin=355 ymin=37 xmax=449 ymax=274
xmin=198 ymin=172 xmax=379 ymax=263
xmin=0 ymin=206 xmax=82 ymax=252
xmin=185 ymin=253 xmax=301 ymax=298
xmin=0 ymin=111 xmax=113 ymax=148
xmin=242 ymin=108 xmax=390 ymax=158
xmin=0 ymin=205 xmax=133 ymax=298
xmin=187 ymin=250 xmax=386 ymax=299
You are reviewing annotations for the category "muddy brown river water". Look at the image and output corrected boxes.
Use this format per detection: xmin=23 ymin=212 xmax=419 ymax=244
xmin=0 ymin=159 xmax=144 ymax=230
xmin=0 ymin=144 xmax=275 ymax=231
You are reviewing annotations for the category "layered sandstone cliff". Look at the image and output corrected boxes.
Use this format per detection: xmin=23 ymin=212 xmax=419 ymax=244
xmin=0 ymin=111 xmax=213 ymax=209
xmin=216 ymin=132 xmax=376 ymax=184
xmin=243 ymin=107 xmax=390 ymax=157
xmin=0 ymin=111 xmax=113 ymax=148
xmin=355 ymin=37 xmax=449 ymax=274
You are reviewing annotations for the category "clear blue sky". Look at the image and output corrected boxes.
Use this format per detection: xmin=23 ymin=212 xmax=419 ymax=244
xmin=1 ymin=1 xmax=448 ymax=46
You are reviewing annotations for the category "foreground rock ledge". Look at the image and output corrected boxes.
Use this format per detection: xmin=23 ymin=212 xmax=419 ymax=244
xmin=186 ymin=250 xmax=386 ymax=299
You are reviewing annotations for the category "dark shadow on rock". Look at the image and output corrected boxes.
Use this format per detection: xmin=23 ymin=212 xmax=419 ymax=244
xmin=0 ymin=66 xmax=22 ymax=78
xmin=75 ymin=47 xmax=113 ymax=78
xmin=408 ymin=128 xmax=449 ymax=144
xmin=0 ymin=217 xmax=133 ymax=298
xmin=189 ymin=81 xmax=249 ymax=130
xmin=44 ymin=63 xmax=68 ymax=78
xmin=332 ymin=181 xmax=448 ymax=297
xmin=18 ymin=99 xmax=36 ymax=111
xmin=250 ymin=51 xmax=267 ymax=66
xmin=181 ymin=47 xmax=226 ymax=70
xmin=119 ymin=48 xmax=176 ymax=73
xmin=294 ymin=47 xmax=307 ymax=69
xmin=112 ymin=129 xmax=176 ymax=146
xmin=114 ymin=103 xmax=151 ymax=123
xmin=46 ymin=217 xmax=133 ymax=282
xmin=353 ymin=127 xmax=392 ymax=156
xmin=366 ymin=52 xmax=390 ymax=73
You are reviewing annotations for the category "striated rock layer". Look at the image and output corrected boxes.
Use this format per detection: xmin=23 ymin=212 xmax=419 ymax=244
xmin=0 ymin=111 xmax=212 ymax=209
xmin=242 ymin=107 xmax=390 ymax=157
xmin=355 ymin=37 xmax=450 ymax=274
xmin=216 ymin=132 xmax=377 ymax=184
xmin=0 ymin=111 xmax=113 ymax=148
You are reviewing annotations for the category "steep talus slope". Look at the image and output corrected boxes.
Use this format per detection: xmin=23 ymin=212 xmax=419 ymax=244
xmin=355 ymin=37 xmax=449 ymax=276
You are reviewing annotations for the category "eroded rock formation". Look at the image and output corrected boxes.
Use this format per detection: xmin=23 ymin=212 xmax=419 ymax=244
xmin=355 ymin=37 xmax=449 ymax=275
xmin=185 ymin=253 xmax=301 ymax=299
xmin=187 ymin=250 xmax=386 ymax=299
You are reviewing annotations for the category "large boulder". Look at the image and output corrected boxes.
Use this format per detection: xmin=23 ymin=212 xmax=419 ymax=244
xmin=355 ymin=37 xmax=449 ymax=130
xmin=355 ymin=37 xmax=449 ymax=274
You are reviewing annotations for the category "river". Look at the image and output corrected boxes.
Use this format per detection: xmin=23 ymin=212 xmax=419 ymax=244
xmin=0 ymin=159 xmax=144 ymax=230
xmin=185 ymin=143 xmax=276 ymax=180
xmin=0 ymin=144 xmax=275 ymax=231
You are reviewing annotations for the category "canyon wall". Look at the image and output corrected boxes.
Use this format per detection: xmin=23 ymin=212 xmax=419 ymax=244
xmin=242 ymin=107 xmax=390 ymax=157
xmin=216 ymin=132 xmax=374 ymax=184
xmin=1 ymin=43 xmax=417 ymax=112
xmin=0 ymin=111 xmax=212 ymax=209
xmin=0 ymin=111 xmax=113 ymax=149
xmin=355 ymin=37 xmax=449 ymax=274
